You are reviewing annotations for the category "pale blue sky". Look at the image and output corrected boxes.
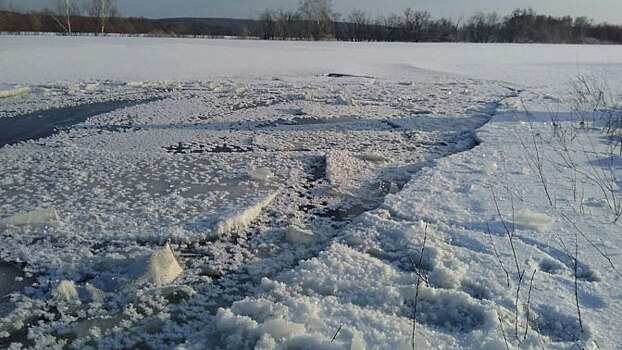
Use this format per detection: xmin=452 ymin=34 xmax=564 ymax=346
xmin=7 ymin=0 xmax=622 ymax=24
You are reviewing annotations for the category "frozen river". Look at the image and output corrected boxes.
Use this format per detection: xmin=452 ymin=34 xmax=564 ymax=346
xmin=1 ymin=36 xmax=622 ymax=349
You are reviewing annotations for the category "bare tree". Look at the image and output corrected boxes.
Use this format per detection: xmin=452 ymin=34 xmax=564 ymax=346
xmin=402 ymin=8 xmax=431 ymax=42
xmin=276 ymin=10 xmax=301 ymax=40
xmin=259 ymin=9 xmax=275 ymax=40
xmin=465 ymin=12 xmax=500 ymax=42
xmin=46 ymin=0 xmax=79 ymax=34
xmin=347 ymin=10 xmax=369 ymax=41
xmin=85 ymin=0 xmax=117 ymax=35
xmin=298 ymin=0 xmax=334 ymax=40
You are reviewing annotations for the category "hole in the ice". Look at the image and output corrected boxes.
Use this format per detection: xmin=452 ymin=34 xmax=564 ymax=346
xmin=327 ymin=73 xmax=374 ymax=79
xmin=292 ymin=115 xmax=360 ymax=126
xmin=298 ymin=204 xmax=316 ymax=213
xmin=319 ymin=204 xmax=370 ymax=221
xmin=164 ymin=142 xmax=253 ymax=154
xmin=306 ymin=156 xmax=326 ymax=183
xmin=411 ymin=110 xmax=433 ymax=115
xmin=0 ymin=261 xmax=32 ymax=298
xmin=279 ymin=108 xmax=306 ymax=116
xmin=0 ymin=326 xmax=30 ymax=349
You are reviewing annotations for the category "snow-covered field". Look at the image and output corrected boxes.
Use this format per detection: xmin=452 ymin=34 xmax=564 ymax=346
xmin=1 ymin=36 xmax=622 ymax=349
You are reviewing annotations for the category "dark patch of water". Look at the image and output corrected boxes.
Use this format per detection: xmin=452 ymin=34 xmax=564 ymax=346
xmin=164 ymin=142 xmax=253 ymax=155
xmin=0 ymin=99 xmax=158 ymax=147
xmin=327 ymin=73 xmax=375 ymax=79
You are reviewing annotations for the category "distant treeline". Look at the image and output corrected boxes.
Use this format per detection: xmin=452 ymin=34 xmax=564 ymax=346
xmin=258 ymin=4 xmax=622 ymax=44
xmin=1 ymin=5 xmax=621 ymax=44
xmin=0 ymin=10 xmax=250 ymax=37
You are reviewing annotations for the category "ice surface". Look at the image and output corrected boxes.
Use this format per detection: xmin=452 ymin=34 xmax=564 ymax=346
xmin=0 ymin=37 xmax=621 ymax=350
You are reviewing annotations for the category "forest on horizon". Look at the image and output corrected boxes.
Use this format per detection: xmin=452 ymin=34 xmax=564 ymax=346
xmin=1 ymin=0 xmax=621 ymax=44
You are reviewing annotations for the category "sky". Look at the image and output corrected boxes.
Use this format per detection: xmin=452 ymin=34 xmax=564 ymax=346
xmin=5 ymin=0 xmax=622 ymax=24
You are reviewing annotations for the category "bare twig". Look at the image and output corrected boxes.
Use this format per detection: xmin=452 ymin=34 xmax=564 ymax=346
xmin=497 ymin=313 xmax=511 ymax=350
xmin=331 ymin=324 xmax=343 ymax=342
xmin=513 ymin=112 xmax=554 ymax=206
xmin=412 ymin=223 xmax=428 ymax=350
xmin=573 ymin=234 xmax=584 ymax=334
xmin=523 ymin=269 xmax=537 ymax=340
xmin=559 ymin=211 xmax=622 ymax=279
xmin=487 ymin=222 xmax=510 ymax=287
xmin=490 ymin=185 xmax=522 ymax=277
xmin=514 ymin=269 xmax=525 ymax=341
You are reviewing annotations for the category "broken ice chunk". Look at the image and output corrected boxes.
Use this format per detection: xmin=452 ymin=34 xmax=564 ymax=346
xmin=0 ymin=207 xmax=59 ymax=228
xmin=262 ymin=318 xmax=306 ymax=341
xmin=204 ymin=191 xmax=279 ymax=238
xmin=286 ymin=225 xmax=318 ymax=246
xmin=0 ymin=86 xmax=29 ymax=99
xmin=363 ymin=153 xmax=391 ymax=162
xmin=85 ymin=283 xmax=106 ymax=301
xmin=126 ymin=242 xmax=183 ymax=288
xmin=484 ymin=162 xmax=498 ymax=175
xmin=52 ymin=280 xmax=80 ymax=304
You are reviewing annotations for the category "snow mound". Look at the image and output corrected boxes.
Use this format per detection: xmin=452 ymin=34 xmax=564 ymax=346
xmin=126 ymin=242 xmax=183 ymax=288
xmin=0 ymin=207 xmax=59 ymax=228
xmin=0 ymin=86 xmax=29 ymax=99
xmin=513 ymin=209 xmax=554 ymax=232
